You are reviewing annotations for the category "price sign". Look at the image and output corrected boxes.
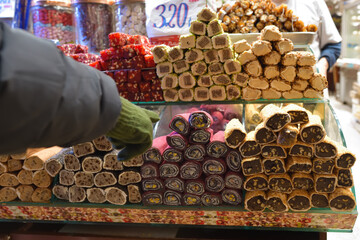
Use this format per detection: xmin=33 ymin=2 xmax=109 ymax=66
xmin=0 ymin=0 xmax=15 ymax=18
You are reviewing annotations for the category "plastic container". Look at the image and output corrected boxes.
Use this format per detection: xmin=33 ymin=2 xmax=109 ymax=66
xmin=72 ymin=0 xmax=114 ymax=53
xmin=31 ymin=0 xmax=75 ymax=44
xmin=114 ymin=0 xmax=146 ymax=36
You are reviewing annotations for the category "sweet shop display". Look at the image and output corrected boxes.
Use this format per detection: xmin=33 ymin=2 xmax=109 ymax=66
xmin=217 ymin=0 xmax=318 ymax=33
xmin=114 ymin=0 xmax=147 ymax=36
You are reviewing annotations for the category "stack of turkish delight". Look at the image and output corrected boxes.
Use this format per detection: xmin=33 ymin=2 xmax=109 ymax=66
xmin=58 ymin=44 xmax=100 ymax=65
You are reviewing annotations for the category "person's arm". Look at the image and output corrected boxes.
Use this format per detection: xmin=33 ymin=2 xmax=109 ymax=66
xmin=319 ymin=42 xmax=342 ymax=70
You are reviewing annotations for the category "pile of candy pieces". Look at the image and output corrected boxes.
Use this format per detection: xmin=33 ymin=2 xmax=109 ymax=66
xmin=57 ymin=44 xmax=100 ymax=65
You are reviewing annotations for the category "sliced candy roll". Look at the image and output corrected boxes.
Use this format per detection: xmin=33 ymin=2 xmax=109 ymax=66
xmin=209 ymin=85 xmax=226 ymax=101
xmin=0 ymin=162 xmax=7 ymax=174
xmin=124 ymin=185 xmax=141 ymax=204
xmin=292 ymin=173 xmax=314 ymax=190
xmin=205 ymin=175 xmax=225 ymax=193
xmin=185 ymin=49 xmax=204 ymax=63
xmin=225 ymin=172 xmax=244 ymax=190
xmin=287 ymin=189 xmax=311 ymax=212
xmin=156 ymin=62 xmax=173 ymax=78
xmin=197 ymin=7 xmax=217 ymax=22
xmin=163 ymin=89 xmax=179 ymax=102
xmin=314 ymin=136 xmax=338 ymax=159
xmin=252 ymin=40 xmax=272 ymax=56
xmin=293 ymin=79 xmax=309 ymax=91
xmin=184 ymin=145 xmax=206 ymax=162
xmin=142 ymin=178 xmax=164 ymax=192
xmin=266 ymin=191 xmax=289 ymax=212
xmin=82 ymin=156 xmax=102 ymax=173
xmin=180 ymin=161 xmax=202 ymax=180
xmin=194 ymin=87 xmax=210 ymax=101
xmin=17 ymin=170 xmax=33 ymax=185
xmin=31 ymin=187 xmax=52 ymax=203
xmin=118 ymin=171 xmax=141 ymax=185
xmin=335 ymin=145 xmax=356 ymax=169
xmin=204 ymin=49 xmax=219 ymax=64
xmin=87 ymin=188 xmax=106 ymax=203
xmin=262 ymin=51 xmax=281 ymax=65
xmin=289 ymin=142 xmax=313 ymax=158
xmin=161 ymin=74 xmax=178 ymax=90
xmin=314 ymin=174 xmax=337 ymax=193
xmin=224 ymin=119 xmax=246 ymax=149
xmin=189 ymin=111 xmax=213 ymax=129
xmin=142 ymin=191 xmax=163 ymax=206
xmin=16 ymin=185 xmax=34 ymax=202
xmin=207 ymin=19 xmax=223 ymax=37
xmin=282 ymin=52 xmax=298 ymax=66
xmin=224 ymin=59 xmax=242 ymax=75
xmin=273 ymin=38 xmax=294 ymax=55
xmin=297 ymin=51 xmax=316 ymax=66
xmin=94 ymin=172 xmax=117 ymax=187
xmin=163 ymin=190 xmax=182 ymax=206
xmin=208 ymin=63 xmax=224 ymax=75
xmin=190 ymin=21 xmax=207 ymax=35
xmin=241 ymin=87 xmax=262 ymax=101
xmin=270 ymin=78 xmax=291 ymax=92
xmin=245 ymin=190 xmax=267 ymax=212
xmin=282 ymin=90 xmax=304 ymax=100
xmin=233 ymin=39 xmax=251 ymax=54
xmin=74 ymin=171 xmax=94 ymax=188
xmin=52 ymin=185 xmax=68 ymax=201
xmin=310 ymin=73 xmax=328 ymax=91
xmin=159 ymin=162 xmax=180 ymax=178
xmin=260 ymin=104 xmax=291 ymax=132
xmin=263 ymin=158 xmax=286 ymax=175
xmin=268 ymin=173 xmax=293 ymax=193
xmin=173 ymin=60 xmax=190 ymax=74
xmin=63 ymin=154 xmax=81 ymax=171
xmin=168 ymin=46 xmax=184 ymax=62
xmin=206 ymin=131 xmax=228 ymax=158
xmin=141 ymin=163 xmax=159 ymax=179
xmin=190 ymin=128 xmax=213 ymax=145
xmin=0 ymin=155 xmax=10 ymax=163
xmin=277 ymin=125 xmax=299 ymax=147
xmin=103 ymin=151 xmax=123 ymax=170
xmin=0 ymin=187 xmax=16 ymax=202
xmin=238 ymin=50 xmax=257 ymax=65
xmin=226 ymin=150 xmax=242 ymax=172
xmin=297 ymin=66 xmax=314 ymax=80
xmin=212 ymin=33 xmax=231 ymax=49
xmin=241 ymin=157 xmax=263 ymax=176
xmin=68 ymin=185 xmax=86 ymax=203
xmin=45 ymin=158 xmax=63 ymax=177
xmin=260 ymin=25 xmax=282 ymax=41
xmin=92 ymin=135 xmax=113 ymax=152
xmin=226 ymin=85 xmax=241 ymax=100
xmin=196 ymin=36 xmax=212 ymax=49
xmin=264 ymin=65 xmax=280 ymax=79
xmin=166 ymin=132 xmax=188 ymax=151
xmin=303 ymin=88 xmax=324 ymax=99
xmin=59 ymin=170 xmax=74 ymax=186
xmin=202 ymin=159 xmax=226 ymax=175
xmin=179 ymin=72 xmax=196 ymax=89
xmin=329 ymin=188 xmax=356 ymax=212
xmin=164 ymin=177 xmax=184 ymax=192
xmin=201 ymin=192 xmax=222 ymax=206
xmin=248 ymin=77 xmax=269 ymax=90
xmin=73 ymin=142 xmax=95 ymax=158
xmin=240 ymin=131 xmax=261 ymax=158
xmin=32 ymin=170 xmax=52 ymax=188
xmin=313 ymin=158 xmax=335 ymax=174
xmin=163 ymin=147 xmax=183 ymax=163
xmin=169 ymin=113 xmax=191 ymax=135
xmin=183 ymin=194 xmax=201 ymax=206
xmin=191 ymin=61 xmax=207 ymax=76
xmin=334 ymin=168 xmax=353 ymax=188
xmin=286 ymin=156 xmax=312 ymax=173
xmin=310 ymin=190 xmax=329 ymax=208
xmin=123 ymin=155 xmax=144 ymax=168
xmin=198 ymin=75 xmax=213 ymax=87
xmin=151 ymin=45 xmax=169 ymax=63
xmin=179 ymin=34 xmax=196 ymax=49
xmin=222 ymin=189 xmax=242 ymax=205
xmin=254 ymin=122 xmax=277 ymax=144
xmin=185 ymin=179 xmax=205 ymax=196
xmin=218 ymin=48 xmax=234 ymax=62
xmin=105 ymin=187 xmax=127 ymax=205
xmin=282 ymin=104 xmax=309 ymax=124
xmin=244 ymin=173 xmax=268 ymax=191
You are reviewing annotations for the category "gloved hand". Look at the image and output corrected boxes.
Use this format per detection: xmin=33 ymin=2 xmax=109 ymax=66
xmin=106 ymin=97 xmax=160 ymax=161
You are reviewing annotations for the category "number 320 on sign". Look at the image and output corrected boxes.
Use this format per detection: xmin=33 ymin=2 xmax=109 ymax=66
xmin=153 ymin=3 xmax=191 ymax=29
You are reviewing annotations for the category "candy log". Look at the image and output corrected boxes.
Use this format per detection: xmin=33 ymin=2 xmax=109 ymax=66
xmin=94 ymin=172 xmax=117 ymax=187
xmin=204 ymin=49 xmax=219 ymax=64
xmin=297 ymin=51 xmax=316 ymax=66
xmin=190 ymin=129 xmax=213 ymax=145
xmin=276 ymin=125 xmax=299 ymax=147
xmin=183 ymin=194 xmax=201 ymax=206
xmin=267 ymin=191 xmax=289 ymax=212
xmin=254 ymin=122 xmax=277 ymax=144
xmin=208 ymin=63 xmax=224 ymax=75
xmin=185 ymin=49 xmax=204 ymax=63
xmin=0 ymin=163 xmax=7 ymax=174
xmin=241 ymin=157 xmax=263 ymax=176
xmin=244 ymin=60 xmax=263 ymax=77
xmin=260 ymin=104 xmax=291 ymax=132
xmin=185 ymin=179 xmax=205 ymax=196
xmin=212 ymin=34 xmax=231 ymax=49
xmin=87 ymin=188 xmax=106 ymax=203
xmin=287 ymin=189 xmax=311 ymax=212
xmin=329 ymin=188 xmax=356 ymax=212
xmin=201 ymin=192 xmax=222 ymax=206
xmin=0 ymin=155 xmax=10 ymax=162
xmin=282 ymin=104 xmax=309 ymax=124
xmin=202 ymin=159 xmax=226 ymax=175
xmin=92 ymin=136 xmax=113 ymax=152
xmin=260 ymin=25 xmax=282 ymax=41
xmin=313 ymin=158 xmax=335 ymax=174
xmin=32 ymin=170 xmax=51 ymax=188
xmin=74 ymin=171 xmax=94 ymax=188
xmin=263 ymin=158 xmax=286 ymax=175
xmin=335 ymin=168 xmax=353 ymax=188
xmin=173 ymin=60 xmax=190 ymax=74
xmin=156 ymin=62 xmax=173 ymax=78
xmin=207 ymin=19 xmax=223 ymax=37
xmin=159 ymin=162 xmax=180 ymax=178
xmin=127 ymin=184 xmax=142 ymax=203
xmin=141 ymin=163 xmax=160 ymax=179
xmin=164 ymin=178 xmax=184 ymax=192
xmin=282 ymin=90 xmax=304 ymax=99
xmin=59 ymin=170 xmax=75 ymax=186
xmin=82 ymin=156 xmax=102 ymax=173
xmin=292 ymin=173 xmax=314 ymax=190
xmin=163 ymin=190 xmax=182 ymax=206
xmin=205 ymin=175 xmax=225 ymax=193
xmin=189 ymin=111 xmax=213 ymax=129
xmin=252 ymin=40 xmax=272 ymax=56
xmin=206 ymin=131 xmax=228 ymax=158
xmin=105 ymin=187 xmax=127 ymax=205
xmin=310 ymin=190 xmax=329 ymax=208
xmin=103 ymin=151 xmax=123 ymax=170
xmin=225 ymin=151 xmax=242 ymax=172
xmin=196 ymin=36 xmax=212 ymax=49
xmin=180 ymin=161 xmax=202 ymax=180
xmin=238 ymin=50 xmax=257 ymax=65
xmin=286 ymin=156 xmax=312 ymax=173
xmin=303 ymin=88 xmax=324 ymax=99
xmin=45 ymin=158 xmax=63 ymax=177
xmin=335 ymin=146 xmax=356 ymax=169
xmin=10 ymin=152 xmax=27 ymax=160
xmin=163 ymin=147 xmax=183 ymax=163
xmin=234 ymin=39 xmax=251 ymax=54
xmin=282 ymin=52 xmax=298 ymax=66
xmin=248 ymin=77 xmax=270 ymax=90
xmin=297 ymin=66 xmax=315 ymax=80
xmin=293 ymin=79 xmax=309 ymax=91
xmin=142 ymin=191 xmax=163 ymax=205
xmin=262 ymin=88 xmax=282 ymax=100
xmin=224 ymin=59 xmax=242 ymax=75
xmin=161 ymin=74 xmax=178 ymax=90
xmin=64 ymin=154 xmax=81 ymax=171
xmin=273 ymin=38 xmax=294 ymax=55
xmin=31 ymin=187 xmax=51 ymax=203
xmin=142 ymin=178 xmax=164 ymax=192
xmin=190 ymin=21 xmax=207 ymax=35
xmin=168 ymin=46 xmax=184 ymax=62
xmin=268 ymin=173 xmax=293 ymax=193
xmin=191 ymin=61 xmax=208 ymax=76
xmin=222 ymin=189 xmax=242 ymax=205
xmin=166 ymin=132 xmax=188 ymax=151
xmin=68 ymin=185 xmax=86 ymax=203
xmin=23 ymin=146 xmax=62 ymax=171
xmin=179 ymin=34 xmax=196 ymax=49
xmin=123 ymin=155 xmax=144 ymax=168
xmin=240 ymin=131 xmax=261 ymax=158
xmin=226 ymin=85 xmax=241 ymax=100
xmin=184 ymin=145 xmax=206 ymax=161
xmin=218 ymin=48 xmax=234 ymax=62
xmin=143 ymin=136 xmax=168 ymax=163
xmin=289 ymin=142 xmax=313 ymax=158
xmin=270 ymin=78 xmax=292 ymax=91
xmin=314 ymin=174 xmax=337 ymax=193
xmin=179 ymin=89 xmax=194 ymax=102
xmin=16 ymin=185 xmax=34 ymax=202
xmin=179 ymin=72 xmax=196 ymax=89
xmin=314 ymin=136 xmax=338 ymax=159
xmin=197 ymin=8 xmax=217 ymax=22
xmin=73 ymin=142 xmax=95 ymax=158
xmin=225 ymin=172 xmax=243 ymax=190
xmin=118 ymin=171 xmax=141 ymax=185
xmin=264 ymin=66 xmax=279 ymax=79
xmin=7 ymin=159 xmax=22 ymax=172
xmin=151 ymin=45 xmax=169 ymax=63
xmin=198 ymin=75 xmax=213 ymax=87
xmin=244 ymin=190 xmax=267 ymax=212
xmin=0 ymin=187 xmax=17 ymax=202
xmin=194 ymin=87 xmax=210 ymax=101
xmin=310 ymin=73 xmax=328 ymax=91
xmin=209 ymin=85 xmax=226 ymax=101
xmin=52 ymin=185 xmax=69 ymax=200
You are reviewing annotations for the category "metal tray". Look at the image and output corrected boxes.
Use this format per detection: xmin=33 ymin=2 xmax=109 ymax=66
xmin=229 ymin=32 xmax=316 ymax=45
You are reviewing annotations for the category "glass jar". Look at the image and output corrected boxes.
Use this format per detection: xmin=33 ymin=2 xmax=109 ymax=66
xmin=31 ymin=0 xmax=75 ymax=44
xmin=114 ymin=0 xmax=147 ymax=36
xmin=72 ymin=0 xmax=114 ymax=53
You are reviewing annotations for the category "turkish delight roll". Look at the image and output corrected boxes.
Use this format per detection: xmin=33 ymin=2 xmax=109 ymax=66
xmin=209 ymin=86 xmax=226 ymax=101
xmin=244 ymin=173 xmax=268 ymax=191
xmin=169 ymin=113 xmax=191 ymax=136
xmin=280 ymin=66 xmax=296 ymax=82
xmin=335 ymin=146 xmax=356 ymax=169
xmin=241 ymin=87 xmax=261 ymax=101
xmin=268 ymin=173 xmax=293 ymax=193
xmin=277 ymin=125 xmax=299 ymax=147
xmin=292 ymin=173 xmax=314 ymax=190
xmin=260 ymin=104 xmax=291 ymax=132
xmin=163 ymin=190 xmax=182 ymax=206
xmin=207 ymin=19 xmax=223 ymax=37
xmin=164 ymin=178 xmax=184 ymax=192
xmin=191 ymin=61 xmax=207 ymax=76
xmin=16 ymin=185 xmax=34 ymax=202
xmin=161 ymin=74 xmax=178 ymax=90
xmin=152 ymin=45 xmax=169 ymax=63
xmin=64 ymin=154 xmax=81 ymax=171
xmin=123 ymin=155 xmax=144 ymax=168
xmin=52 ymin=185 xmax=68 ymax=201
xmin=206 ymin=131 xmax=228 ymax=158
xmin=59 ymin=170 xmax=74 ymax=186
xmin=282 ymin=52 xmax=298 ymax=66
xmin=225 ymin=171 xmax=243 ymax=190
xmin=45 ymin=158 xmax=62 ymax=177
xmin=208 ymin=63 xmax=224 ymax=75
xmin=82 ymin=156 xmax=102 ymax=173
xmin=159 ymin=162 xmax=180 ymax=178
xmin=33 ymin=170 xmax=52 ymax=188
xmin=304 ymin=88 xmax=323 ymax=98
xmin=196 ymin=36 xmax=212 ymax=49
xmin=74 ymin=171 xmax=94 ymax=188
xmin=226 ymin=150 xmax=242 ymax=172
xmin=205 ymin=175 xmax=225 ymax=193
xmin=31 ymin=188 xmax=52 ymax=203
xmin=261 ymin=144 xmax=287 ymax=159
xmin=163 ymin=147 xmax=183 ymax=163
xmin=183 ymin=194 xmax=201 ymax=205
xmin=262 ymin=51 xmax=281 ymax=65
xmin=286 ymin=156 xmax=312 ymax=173
xmin=234 ymin=39 xmax=251 ymax=54
xmin=264 ymin=65 xmax=279 ymax=79
xmin=190 ymin=21 xmax=207 ymax=35
xmin=69 ymin=185 xmax=86 ymax=203
xmin=197 ymin=7 xmax=217 ymax=22
xmin=314 ymin=136 xmax=338 ymax=159
xmin=329 ymin=188 xmax=356 ymax=211
xmin=103 ymin=151 xmax=123 ymax=170
xmin=273 ymin=38 xmax=294 ymax=55
xmin=201 ymin=192 xmax=222 ymax=206
xmin=240 ymin=131 xmax=261 ymax=158
xmin=335 ymin=168 xmax=353 ymax=188
xmin=118 ymin=171 xmax=141 ymax=185
xmin=142 ymin=191 xmax=163 ymax=206
xmin=218 ymin=48 xmax=234 ymax=62
xmin=270 ymin=78 xmax=291 ymax=92
xmin=92 ymin=136 xmax=112 ymax=151
xmin=105 ymin=187 xmax=127 ymax=205
xmin=7 ymin=159 xmax=22 ymax=172
xmin=17 ymin=170 xmax=33 ymax=185
xmin=310 ymin=73 xmax=328 ymax=91
xmin=263 ymin=158 xmax=286 ymax=175
xmin=254 ymin=122 xmax=277 ymax=144
xmin=179 ymin=72 xmax=196 ymax=89
xmin=289 ymin=142 xmax=313 ymax=158
xmin=233 ymin=73 xmax=249 ymax=87
xmin=168 ymin=46 xmax=184 ymax=62
xmin=184 ymin=145 xmax=206 ymax=162
xmin=313 ymin=158 xmax=335 ymax=174
xmin=0 ymin=155 xmax=9 ymax=162
xmin=245 ymin=190 xmax=267 ymax=212
xmin=0 ymin=173 xmax=19 ymax=187
xmin=0 ymin=187 xmax=17 ymax=202
xmin=204 ymin=49 xmax=219 ymax=64
xmin=185 ymin=179 xmax=205 ymax=196
xmin=292 ymin=79 xmax=309 ymax=91
xmin=87 ymin=188 xmax=106 ymax=203
xmin=314 ymin=174 xmax=337 ymax=193
xmin=73 ymin=142 xmax=95 ymax=158
xmin=284 ymin=91 xmax=303 ymax=100
xmin=213 ymin=74 xmax=231 ymax=85
xmin=297 ymin=51 xmax=316 ymax=66
xmin=310 ymin=190 xmax=329 ymax=208
xmin=287 ymin=190 xmax=311 ymax=212
xmin=224 ymin=119 xmax=246 ymax=149
xmin=142 ymin=178 xmax=163 ymax=192
xmin=300 ymin=114 xmax=326 ymax=144
xmin=194 ymin=87 xmax=210 ymax=101
xmin=185 ymin=49 xmax=204 ymax=63
xmin=252 ymin=40 xmax=272 ymax=56
xmin=249 ymin=77 xmax=269 ymax=90
xmin=94 ymin=172 xmax=117 ymax=187
xmin=212 ymin=34 xmax=231 ymax=49
xmin=260 ymin=25 xmax=282 ymax=41
xmin=179 ymin=34 xmax=196 ymax=49
xmin=202 ymin=159 xmax=226 ymax=175
xmin=222 ymin=189 xmax=242 ymax=205
xmin=174 ymin=60 xmax=190 ymax=74
xmin=282 ymin=104 xmax=309 ymax=124
xmin=226 ymin=85 xmax=241 ymax=100
xmin=190 ymin=129 xmax=213 ymax=145
xmin=224 ymin=59 xmax=242 ymax=75
xmin=238 ymin=50 xmax=257 ymax=65
xmin=267 ymin=191 xmax=289 ymax=212
xmin=198 ymin=75 xmax=213 ymax=87
xmin=156 ymin=61 xmax=173 ymax=78
xmin=244 ymin=60 xmax=262 ymax=77
xmin=189 ymin=111 xmax=213 ymax=129
xmin=180 ymin=161 xmax=202 ymax=180
xmin=297 ymin=66 xmax=314 ymax=80
xmin=241 ymin=157 xmax=263 ymax=176
xmin=166 ymin=132 xmax=187 ymax=151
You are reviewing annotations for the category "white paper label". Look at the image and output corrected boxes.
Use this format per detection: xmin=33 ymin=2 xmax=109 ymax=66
xmin=0 ymin=0 xmax=15 ymax=18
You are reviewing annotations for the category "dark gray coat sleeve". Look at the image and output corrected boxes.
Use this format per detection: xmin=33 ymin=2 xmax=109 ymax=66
xmin=0 ymin=22 xmax=122 ymax=154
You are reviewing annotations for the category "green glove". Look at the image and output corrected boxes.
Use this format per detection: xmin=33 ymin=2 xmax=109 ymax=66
xmin=106 ymin=97 xmax=160 ymax=161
